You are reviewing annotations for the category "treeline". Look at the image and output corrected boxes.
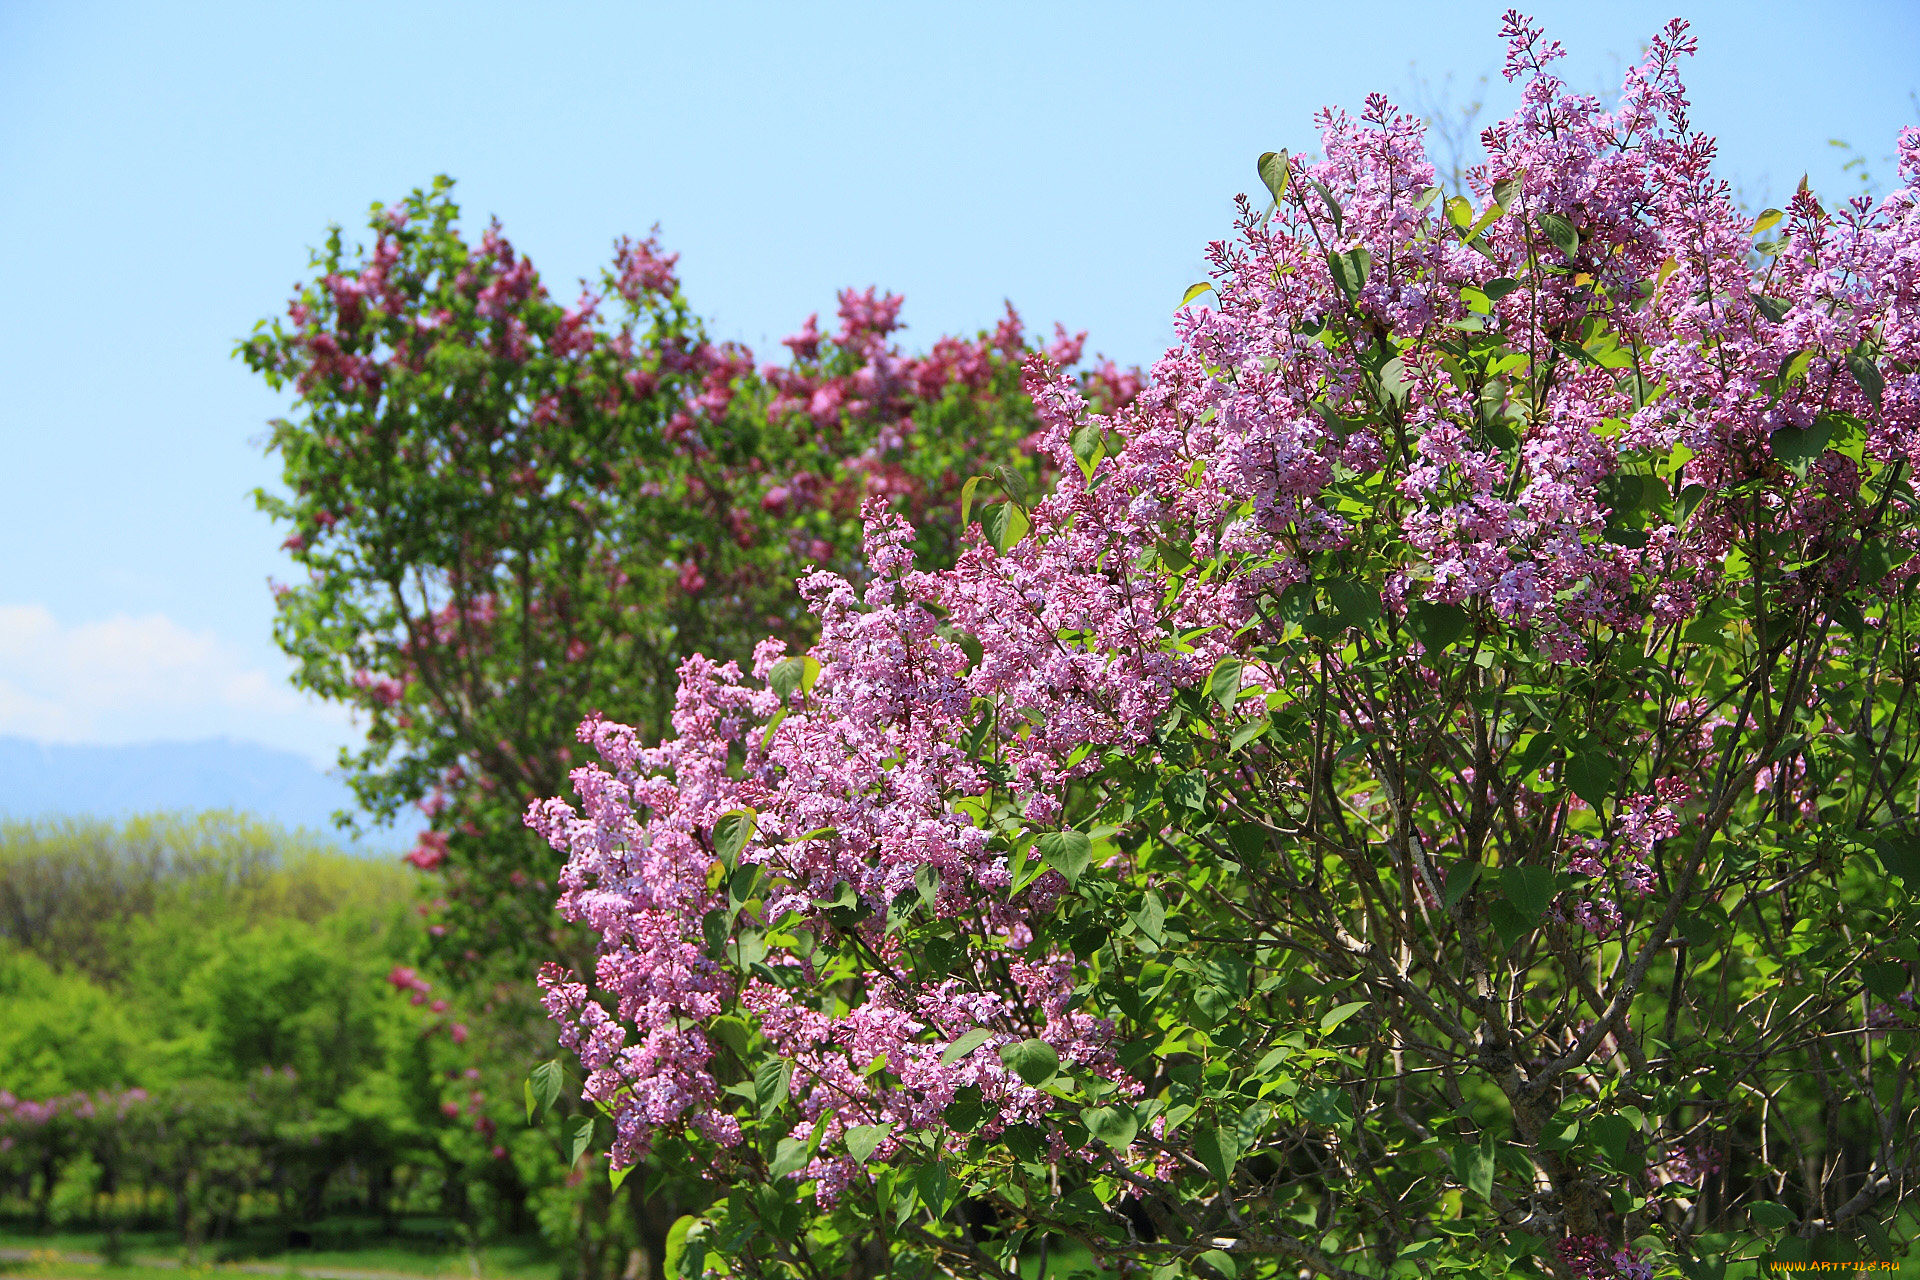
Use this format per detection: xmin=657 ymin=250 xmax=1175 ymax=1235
xmin=0 ymin=813 xmax=553 ymax=1257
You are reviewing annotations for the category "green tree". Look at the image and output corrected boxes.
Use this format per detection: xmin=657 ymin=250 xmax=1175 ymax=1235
xmin=240 ymin=178 xmax=1135 ymax=993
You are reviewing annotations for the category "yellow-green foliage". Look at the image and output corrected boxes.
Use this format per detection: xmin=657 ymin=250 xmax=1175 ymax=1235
xmin=0 ymin=811 xmax=420 ymax=1095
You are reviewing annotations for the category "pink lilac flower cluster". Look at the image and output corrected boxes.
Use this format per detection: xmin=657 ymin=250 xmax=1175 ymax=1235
xmin=759 ymin=295 xmax=1127 ymax=532
xmin=1868 ymin=991 xmax=1917 ymax=1034
xmin=1558 ymin=1234 xmax=1654 ymax=1280
xmin=1562 ymin=782 xmax=1687 ymax=937
xmin=0 ymin=1088 xmax=151 ymax=1138
xmin=529 ymin=10 xmax=1920 ymax=1199
xmin=1652 ymin=1138 xmax=1723 ymax=1188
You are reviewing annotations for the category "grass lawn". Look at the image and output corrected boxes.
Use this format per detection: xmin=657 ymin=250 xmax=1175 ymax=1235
xmin=0 ymin=1218 xmax=554 ymax=1280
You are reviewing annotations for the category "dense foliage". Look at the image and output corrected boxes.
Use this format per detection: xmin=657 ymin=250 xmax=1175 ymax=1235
xmin=0 ymin=815 xmax=555 ymax=1260
xmin=530 ymin=18 xmax=1920 ymax=1279
xmin=241 ymin=184 xmax=1136 ymax=986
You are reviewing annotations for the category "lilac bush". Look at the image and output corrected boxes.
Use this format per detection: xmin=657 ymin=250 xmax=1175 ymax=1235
xmin=528 ymin=16 xmax=1920 ymax=1277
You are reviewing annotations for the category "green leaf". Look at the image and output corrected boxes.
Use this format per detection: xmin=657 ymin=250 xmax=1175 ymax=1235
xmin=569 ymin=1116 xmax=595 ymax=1166
xmin=661 ymin=1215 xmax=697 ymax=1279
xmin=1847 ymin=350 xmax=1885 ymax=408
xmin=1749 ymin=1201 xmax=1795 ymax=1230
xmin=991 ymin=463 xmax=1032 ymax=508
xmin=1193 ymin=1124 xmax=1241 ymax=1187
xmin=844 ymin=1122 xmax=893 ymax=1163
xmin=1328 ymin=245 xmax=1371 ymax=298
xmin=1080 ymin=1104 xmax=1139 ymax=1149
xmin=1070 ymin=423 xmax=1105 ymax=472
xmin=1180 ymin=281 xmax=1216 ymax=309
xmin=1451 ymin=1138 xmax=1495 ymax=1202
xmin=999 ymin=1038 xmax=1059 ymax=1086
xmin=1566 ymin=743 xmax=1617 ymax=809
xmin=1537 ymin=212 xmax=1579 ymax=257
xmin=1588 ymin=1113 xmax=1634 ymax=1167
xmin=1511 ymin=734 xmax=1553 ymax=778
xmin=1310 ymin=179 xmax=1344 ymax=235
xmin=1873 ymin=831 xmax=1920 ymax=885
xmin=1863 ymin=961 xmax=1909 ymax=1000
xmin=1037 ymin=830 xmax=1093 ymax=885
xmin=1770 ymin=418 xmax=1830 ymax=470
xmin=1326 ymin=577 xmax=1380 ymax=628
xmin=1490 ymin=900 xmax=1535 ymax=950
xmin=1196 ymin=1249 xmax=1238 ymax=1280
xmin=940 ymin=1027 xmax=995 ymax=1066
xmin=959 ymin=474 xmax=991 ymax=530
xmin=758 ymin=706 xmax=787 ymax=748
xmin=1443 ymin=862 xmax=1481 ymax=910
xmin=1751 ymin=208 xmax=1784 ymax=235
xmin=1858 ymin=538 xmax=1914 ymax=586
xmin=711 ymin=810 xmax=756 ymax=867
xmin=754 ymin=1057 xmax=791 ymax=1115
xmin=526 ymin=1059 xmax=563 ymax=1123
xmin=770 ymin=1136 xmax=810 ymax=1178
xmin=609 ymin=1162 xmax=634 ymax=1194
xmin=722 ymin=864 xmax=752 ymax=919
xmin=1129 ymin=890 xmax=1167 ymax=943
xmin=943 ymin=1088 xmax=985 ymax=1132
xmin=914 ymin=1162 xmax=950 ymax=1217
xmin=1491 ymin=174 xmax=1521 ymax=208
xmin=1228 ymin=717 xmax=1270 ymax=753
xmin=1256 ymin=149 xmax=1291 ymax=203
xmin=914 ymin=862 xmax=941 ymax=909
xmin=1208 ymin=657 xmax=1245 ymax=712
xmin=1166 ymin=769 xmax=1208 ymax=811
xmin=1320 ymin=1000 xmax=1367 ymax=1033
xmin=709 ymin=1015 xmax=750 ymax=1059
xmin=768 ymin=658 xmax=805 ymax=702
xmin=1407 ymin=600 xmax=1468 ymax=650
xmin=1298 ymin=1086 xmax=1352 ymax=1131
xmin=1499 ymin=865 xmax=1555 ymax=922
xmin=982 ymin=501 xmax=1028 ymax=554
xmin=1482 ymin=276 xmax=1520 ymax=300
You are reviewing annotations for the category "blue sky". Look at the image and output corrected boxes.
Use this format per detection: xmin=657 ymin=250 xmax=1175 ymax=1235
xmin=1 ymin=0 xmax=1915 ymax=771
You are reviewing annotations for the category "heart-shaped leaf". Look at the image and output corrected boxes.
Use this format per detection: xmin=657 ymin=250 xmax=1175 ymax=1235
xmin=1080 ymin=1104 xmax=1139 ymax=1149
xmin=767 ymin=657 xmax=805 ymax=701
xmin=1037 ymin=830 xmax=1093 ymax=885
xmin=1499 ymin=864 xmax=1555 ymax=922
xmin=844 ymin=1122 xmax=893 ymax=1163
xmin=999 ymin=1037 xmax=1059 ymax=1086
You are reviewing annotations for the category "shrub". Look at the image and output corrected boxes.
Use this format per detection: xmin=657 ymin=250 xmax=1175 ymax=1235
xmin=530 ymin=17 xmax=1920 ymax=1277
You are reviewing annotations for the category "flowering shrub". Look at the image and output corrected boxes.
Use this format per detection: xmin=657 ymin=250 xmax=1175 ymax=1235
xmin=530 ymin=16 xmax=1920 ymax=1278
xmin=244 ymin=180 xmax=1135 ymax=983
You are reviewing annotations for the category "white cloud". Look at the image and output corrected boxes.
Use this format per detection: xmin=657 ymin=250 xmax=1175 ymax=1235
xmin=0 ymin=604 xmax=355 ymax=765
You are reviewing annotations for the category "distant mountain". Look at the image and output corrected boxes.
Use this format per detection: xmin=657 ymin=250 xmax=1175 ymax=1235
xmin=0 ymin=736 xmax=404 ymax=854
